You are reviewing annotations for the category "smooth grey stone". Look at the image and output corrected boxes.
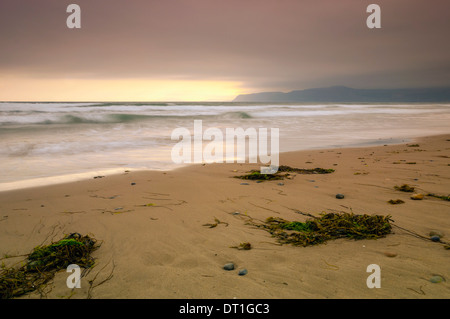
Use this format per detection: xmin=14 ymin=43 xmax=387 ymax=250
xmin=277 ymin=183 xmax=284 ymax=186
xmin=240 ymin=183 xmax=249 ymax=185
xmin=223 ymin=263 xmax=235 ymax=271
xmin=336 ymin=194 xmax=345 ymax=199
xmin=430 ymin=275 xmax=445 ymax=283
xmin=430 ymin=236 xmax=441 ymax=242
xmin=238 ymin=269 xmax=248 ymax=276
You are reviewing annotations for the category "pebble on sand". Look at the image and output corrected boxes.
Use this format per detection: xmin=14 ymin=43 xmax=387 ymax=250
xmin=335 ymin=194 xmax=345 ymax=199
xmin=430 ymin=275 xmax=445 ymax=283
xmin=410 ymin=193 xmax=424 ymax=200
xmin=430 ymin=236 xmax=441 ymax=242
xmin=384 ymin=252 xmax=397 ymax=258
xmin=223 ymin=263 xmax=235 ymax=271
xmin=238 ymin=269 xmax=248 ymax=276
xmin=240 ymin=183 xmax=249 ymax=185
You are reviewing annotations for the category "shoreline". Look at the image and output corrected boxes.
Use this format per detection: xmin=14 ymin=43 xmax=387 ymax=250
xmin=0 ymin=134 xmax=420 ymax=193
xmin=0 ymin=133 xmax=449 ymax=299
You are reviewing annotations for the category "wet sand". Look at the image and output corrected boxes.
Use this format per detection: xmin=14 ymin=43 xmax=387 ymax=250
xmin=0 ymin=134 xmax=449 ymax=299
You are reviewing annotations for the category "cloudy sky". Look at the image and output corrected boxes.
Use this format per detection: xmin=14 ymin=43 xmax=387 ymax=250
xmin=0 ymin=0 xmax=449 ymax=101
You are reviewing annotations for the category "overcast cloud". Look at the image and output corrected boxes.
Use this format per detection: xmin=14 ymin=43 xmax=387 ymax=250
xmin=0 ymin=0 xmax=449 ymax=96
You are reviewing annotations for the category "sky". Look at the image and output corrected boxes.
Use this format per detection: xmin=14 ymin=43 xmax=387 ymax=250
xmin=0 ymin=0 xmax=449 ymax=101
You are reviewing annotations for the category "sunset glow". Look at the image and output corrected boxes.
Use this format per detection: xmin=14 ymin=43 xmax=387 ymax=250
xmin=0 ymin=76 xmax=244 ymax=102
xmin=1 ymin=0 xmax=449 ymax=101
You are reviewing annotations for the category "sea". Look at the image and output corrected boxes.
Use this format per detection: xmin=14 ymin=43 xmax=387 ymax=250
xmin=1 ymin=101 xmax=449 ymax=191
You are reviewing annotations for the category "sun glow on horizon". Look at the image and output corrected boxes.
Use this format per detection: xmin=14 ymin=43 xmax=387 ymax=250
xmin=0 ymin=76 xmax=245 ymax=102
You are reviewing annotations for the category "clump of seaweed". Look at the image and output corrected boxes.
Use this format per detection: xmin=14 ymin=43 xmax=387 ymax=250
xmin=0 ymin=233 xmax=99 ymax=299
xmin=230 ymin=242 xmax=252 ymax=250
xmin=251 ymin=212 xmax=393 ymax=247
xmin=202 ymin=217 xmax=229 ymax=228
xmin=277 ymin=165 xmax=335 ymax=174
xmin=234 ymin=171 xmax=286 ymax=181
xmin=234 ymin=165 xmax=334 ymax=181
xmin=388 ymin=199 xmax=405 ymax=205
xmin=427 ymin=193 xmax=450 ymax=201
xmin=394 ymin=184 xmax=415 ymax=192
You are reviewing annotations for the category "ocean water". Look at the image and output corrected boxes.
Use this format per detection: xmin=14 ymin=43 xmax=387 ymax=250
xmin=1 ymin=102 xmax=449 ymax=191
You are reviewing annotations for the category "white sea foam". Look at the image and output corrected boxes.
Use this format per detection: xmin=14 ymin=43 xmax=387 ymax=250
xmin=0 ymin=102 xmax=449 ymax=191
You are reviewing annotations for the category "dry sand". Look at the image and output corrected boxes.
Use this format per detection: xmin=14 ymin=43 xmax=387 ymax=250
xmin=0 ymin=134 xmax=449 ymax=299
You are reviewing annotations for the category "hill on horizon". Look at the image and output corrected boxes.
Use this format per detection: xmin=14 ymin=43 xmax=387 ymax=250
xmin=233 ymin=86 xmax=450 ymax=102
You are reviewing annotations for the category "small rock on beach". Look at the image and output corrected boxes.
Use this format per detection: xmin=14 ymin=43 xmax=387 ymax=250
xmin=430 ymin=236 xmax=441 ymax=242
xmin=223 ymin=263 xmax=235 ymax=271
xmin=430 ymin=275 xmax=445 ymax=283
xmin=336 ymin=194 xmax=345 ymax=199
xmin=410 ymin=193 xmax=424 ymax=200
xmin=238 ymin=269 xmax=248 ymax=276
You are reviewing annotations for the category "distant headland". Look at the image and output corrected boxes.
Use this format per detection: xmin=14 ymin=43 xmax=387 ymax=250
xmin=233 ymin=86 xmax=450 ymax=103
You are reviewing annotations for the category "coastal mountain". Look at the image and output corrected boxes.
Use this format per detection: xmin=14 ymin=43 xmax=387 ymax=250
xmin=233 ymin=86 xmax=450 ymax=102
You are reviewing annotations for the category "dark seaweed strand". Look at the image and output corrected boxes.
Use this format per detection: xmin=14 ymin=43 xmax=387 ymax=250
xmin=257 ymin=213 xmax=392 ymax=247
xmin=0 ymin=233 xmax=99 ymax=299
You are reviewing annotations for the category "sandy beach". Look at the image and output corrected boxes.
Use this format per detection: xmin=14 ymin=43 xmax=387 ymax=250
xmin=0 ymin=134 xmax=449 ymax=299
